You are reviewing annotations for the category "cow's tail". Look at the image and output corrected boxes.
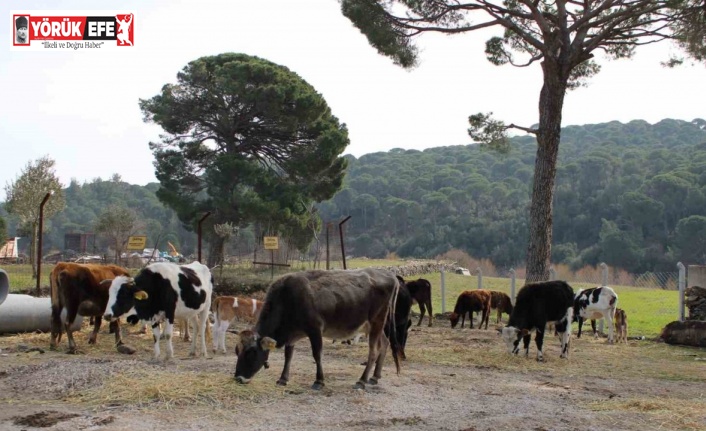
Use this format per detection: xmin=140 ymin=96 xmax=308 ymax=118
xmin=388 ymin=276 xmax=401 ymax=375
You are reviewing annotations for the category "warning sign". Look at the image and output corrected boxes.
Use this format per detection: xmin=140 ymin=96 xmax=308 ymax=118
xmin=263 ymin=236 xmax=279 ymax=250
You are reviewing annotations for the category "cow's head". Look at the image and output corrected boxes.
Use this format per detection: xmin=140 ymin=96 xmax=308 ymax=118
xmin=500 ymin=325 xmax=528 ymax=355
xmin=449 ymin=312 xmax=460 ymax=328
xmin=103 ymin=276 xmax=147 ymax=322
xmin=234 ymin=330 xmax=275 ymax=384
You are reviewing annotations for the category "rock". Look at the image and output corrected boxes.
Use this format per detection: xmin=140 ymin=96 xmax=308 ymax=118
xmin=116 ymin=344 xmax=137 ymax=355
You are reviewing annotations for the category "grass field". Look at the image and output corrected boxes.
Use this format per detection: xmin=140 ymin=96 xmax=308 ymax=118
xmin=1 ymin=259 xmax=679 ymax=337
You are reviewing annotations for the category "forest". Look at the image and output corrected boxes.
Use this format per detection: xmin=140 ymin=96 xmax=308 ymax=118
xmin=1 ymin=118 xmax=706 ymax=273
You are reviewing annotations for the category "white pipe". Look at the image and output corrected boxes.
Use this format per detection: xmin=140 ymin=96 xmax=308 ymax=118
xmin=0 ymin=269 xmax=82 ymax=334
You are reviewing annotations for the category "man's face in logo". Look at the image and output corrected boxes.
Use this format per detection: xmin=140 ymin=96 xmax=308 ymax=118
xmin=16 ymin=24 xmax=28 ymax=41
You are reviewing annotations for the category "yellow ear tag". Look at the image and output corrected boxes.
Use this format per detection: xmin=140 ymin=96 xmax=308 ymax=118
xmin=261 ymin=337 xmax=276 ymax=351
xmin=134 ymin=290 xmax=149 ymax=300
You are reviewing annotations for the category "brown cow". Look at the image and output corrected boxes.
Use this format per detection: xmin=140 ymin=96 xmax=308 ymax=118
xmin=50 ymin=262 xmax=130 ymax=353
xmin=212 ymin=296 xmax=264 ymax=354
xmin=405 ymin=278 xmax=433 ymax=327
xmin=449 ymin=289 xmax=492 ymax=329
xmin=490 ymin=291 xmax=514 ymax=324
xmin=614 ymin=308 xmax=628 ymax=344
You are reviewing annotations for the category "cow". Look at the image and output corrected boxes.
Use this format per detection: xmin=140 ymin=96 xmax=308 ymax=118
xmin=490 ymin=290 xmax=514 ymax=324
xmin=500 ymin=280 xmax=574 ymax=362
xmin=405 ymin=278 xmax=433 ymax=327
xmin=614 ymin=308 xmax=628 ymax=344
xmin=233 ymin=268 xmax=401 ymax=390
xmin=212 ymin=296 xmax=264 ymax=354
xmin=573 ymin=286 xmax=618 ymax=344
xmin=49 ymin=262 xmax=131 ymax=353
xmin=103 ymin=261 xmax=213 ymax=361
xmin=449 ymin=289 xmax=492 ymax=329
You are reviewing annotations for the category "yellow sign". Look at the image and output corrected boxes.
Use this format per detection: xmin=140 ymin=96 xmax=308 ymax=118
xmin=126 ymin=236 xmax=147 ymax=250
xmin=263 ymin=236 xmax=279 ymax=250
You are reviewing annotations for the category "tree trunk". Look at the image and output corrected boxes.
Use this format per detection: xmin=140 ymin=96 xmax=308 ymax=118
xmin=525 ymin=64 xmax=567 ymax=282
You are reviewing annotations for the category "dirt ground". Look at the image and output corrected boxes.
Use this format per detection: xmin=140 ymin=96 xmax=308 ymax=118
xmin=1 ymin=315 xmax=705 ymax=431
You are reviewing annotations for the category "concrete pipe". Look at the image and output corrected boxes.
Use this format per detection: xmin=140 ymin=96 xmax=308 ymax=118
xmin=0 ymin=269 xmax=82 ymax=334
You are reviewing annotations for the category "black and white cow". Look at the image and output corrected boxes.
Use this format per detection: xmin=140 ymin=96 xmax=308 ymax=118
xmin=234 ymin=268 xmax=400 ymax=390
xmin=103 ymin=261 xmax=212 ymax=361
xmin=500 ymin=280 xmax=574 ymax=362
xmin=573 ymin=286 xmax=618 ymax=344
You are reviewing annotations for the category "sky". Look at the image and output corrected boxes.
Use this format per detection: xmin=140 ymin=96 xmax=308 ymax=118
xmin=2 ymin=0 xmax=705 ymax=201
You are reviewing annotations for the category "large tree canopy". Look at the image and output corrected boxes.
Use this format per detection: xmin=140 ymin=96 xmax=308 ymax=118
xmin=140 ymin=53 xmax=349 ymax=265
xmin=340 ymin=0 xmax=705 ymax=281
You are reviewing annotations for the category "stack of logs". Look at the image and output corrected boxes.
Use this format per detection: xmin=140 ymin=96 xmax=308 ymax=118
xmin=686 ymin=285 xmax=706 ymax=320
xmin=660 ymin=285 xmax=706 ymax=347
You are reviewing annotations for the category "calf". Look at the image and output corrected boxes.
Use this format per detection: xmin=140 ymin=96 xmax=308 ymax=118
xmin=212 ymin=296 xmax=264 ymax=354
xmin=450 ymin=290 xmax=492 ymax=329
xmin=405 ymin=278 xmax=433 ymax=327
xmin=104 ymin=261 xmax=212 ymax=361
xmin=49 ymin=262 xmax=130 ymax=353
xmin=614 ymin=308 xmax=628 ymax=344
xmin=490 ymin=291 xmax=514 ymax=324
xmin=234 ymin=268 xmax=400 ymax=390
xmin=500 ymin=280 xmax=574 ymax=362
xmin=573 ymin=286 xmax=618 ymax=344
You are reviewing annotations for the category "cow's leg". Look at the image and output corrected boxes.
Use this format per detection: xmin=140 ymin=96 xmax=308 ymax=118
xmin=151 ymin=322 xmax=162 ymax=361
xmin=522 ymin=333 xmax=531 ymax=357
xmin=556 ymin=316 xmax=571 ymax=359
xmin=605 ymin=313 xmax=615 ymax=344
xmin=483 ymin=307 xmax=490 ymax=330
xmin=461 ymin=312 xmax=465 ymax=329
xmin=219 ymin=320 xmax=230 ymax=353
xmin=64 ymin=304 xmax=80 ymax=354
xmin=195 ymin=309 xmax=209 ymax=358
xmin=88 ymin=314 xmax=102 ymax=344
xmin=50 ymin=306 xmax=63 ymax=350
xmin=110 ymin=320 xmax=123 ymax=347
xmin=277 ymin=344 xmax=295 ymax=386
xmin=308 ymin=331 xmax=325 ymax=390
xmin=358 ymin=320 xmax=384 ymax=388
xmin=370 ymin=331 xmax=390 ymax=384
xmin=426 ymin=300 xmax=433 ymax=327
xmin=535 ymin=329 xmax=546 ymax=362
xmin=469 ymin=311 xmax=474 ymax=329
xmin=496 ymin=308 xmax=502 ymax=324
xmin=211 ymin=320 xmax=220 ymax=353
xmin=591 ymin=319 xmax=598 ymax=338
xmin=417 ymin=302 xmax=426 ymax=326
xmin=577 ymin=317 xmax=584 ymax=338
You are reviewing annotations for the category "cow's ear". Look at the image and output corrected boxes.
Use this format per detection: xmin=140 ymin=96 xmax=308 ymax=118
xmin=134 ymin=290 xmax=149 ymax=300
xmin=126 ymin=277 xmax=136 ymax=287
xmin=260 ymin=337 xmax=276 ymax=351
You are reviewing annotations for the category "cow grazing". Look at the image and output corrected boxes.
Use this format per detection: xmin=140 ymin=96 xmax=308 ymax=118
xmin=614 ymin=308 xmax=628 ymax=344
xmin=500 ymin=280 xmax=574 ymax=362
xmin=234 ymin=268 xmax=401 ymax=390
xmin=405 ymin=278 xmax=433 ymax=327
xmin=450 ymin=290 xmax=492 ymax=329
xmin=49 ymin=262 xmax=130 ymax=353
xmin=573 ymin=286 xmax=619 ymax=344
xmin=212 ymin=296 xmax=264 ymax=354
xmin=490 ymin=291 xmax=514 ymax=324
xmin=104 ymin=261 xmax=213 ymax=361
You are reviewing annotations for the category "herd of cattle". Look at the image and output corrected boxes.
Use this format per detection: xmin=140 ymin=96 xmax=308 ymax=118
xmin=47 ymin=262 xmax=629 ymax=390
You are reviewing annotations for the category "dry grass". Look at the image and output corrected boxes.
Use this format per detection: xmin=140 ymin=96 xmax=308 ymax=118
xmin=588 ymin=398 xmax=706 ymax=431
xmin=66 ymin=369 xmax=286 ymax=410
